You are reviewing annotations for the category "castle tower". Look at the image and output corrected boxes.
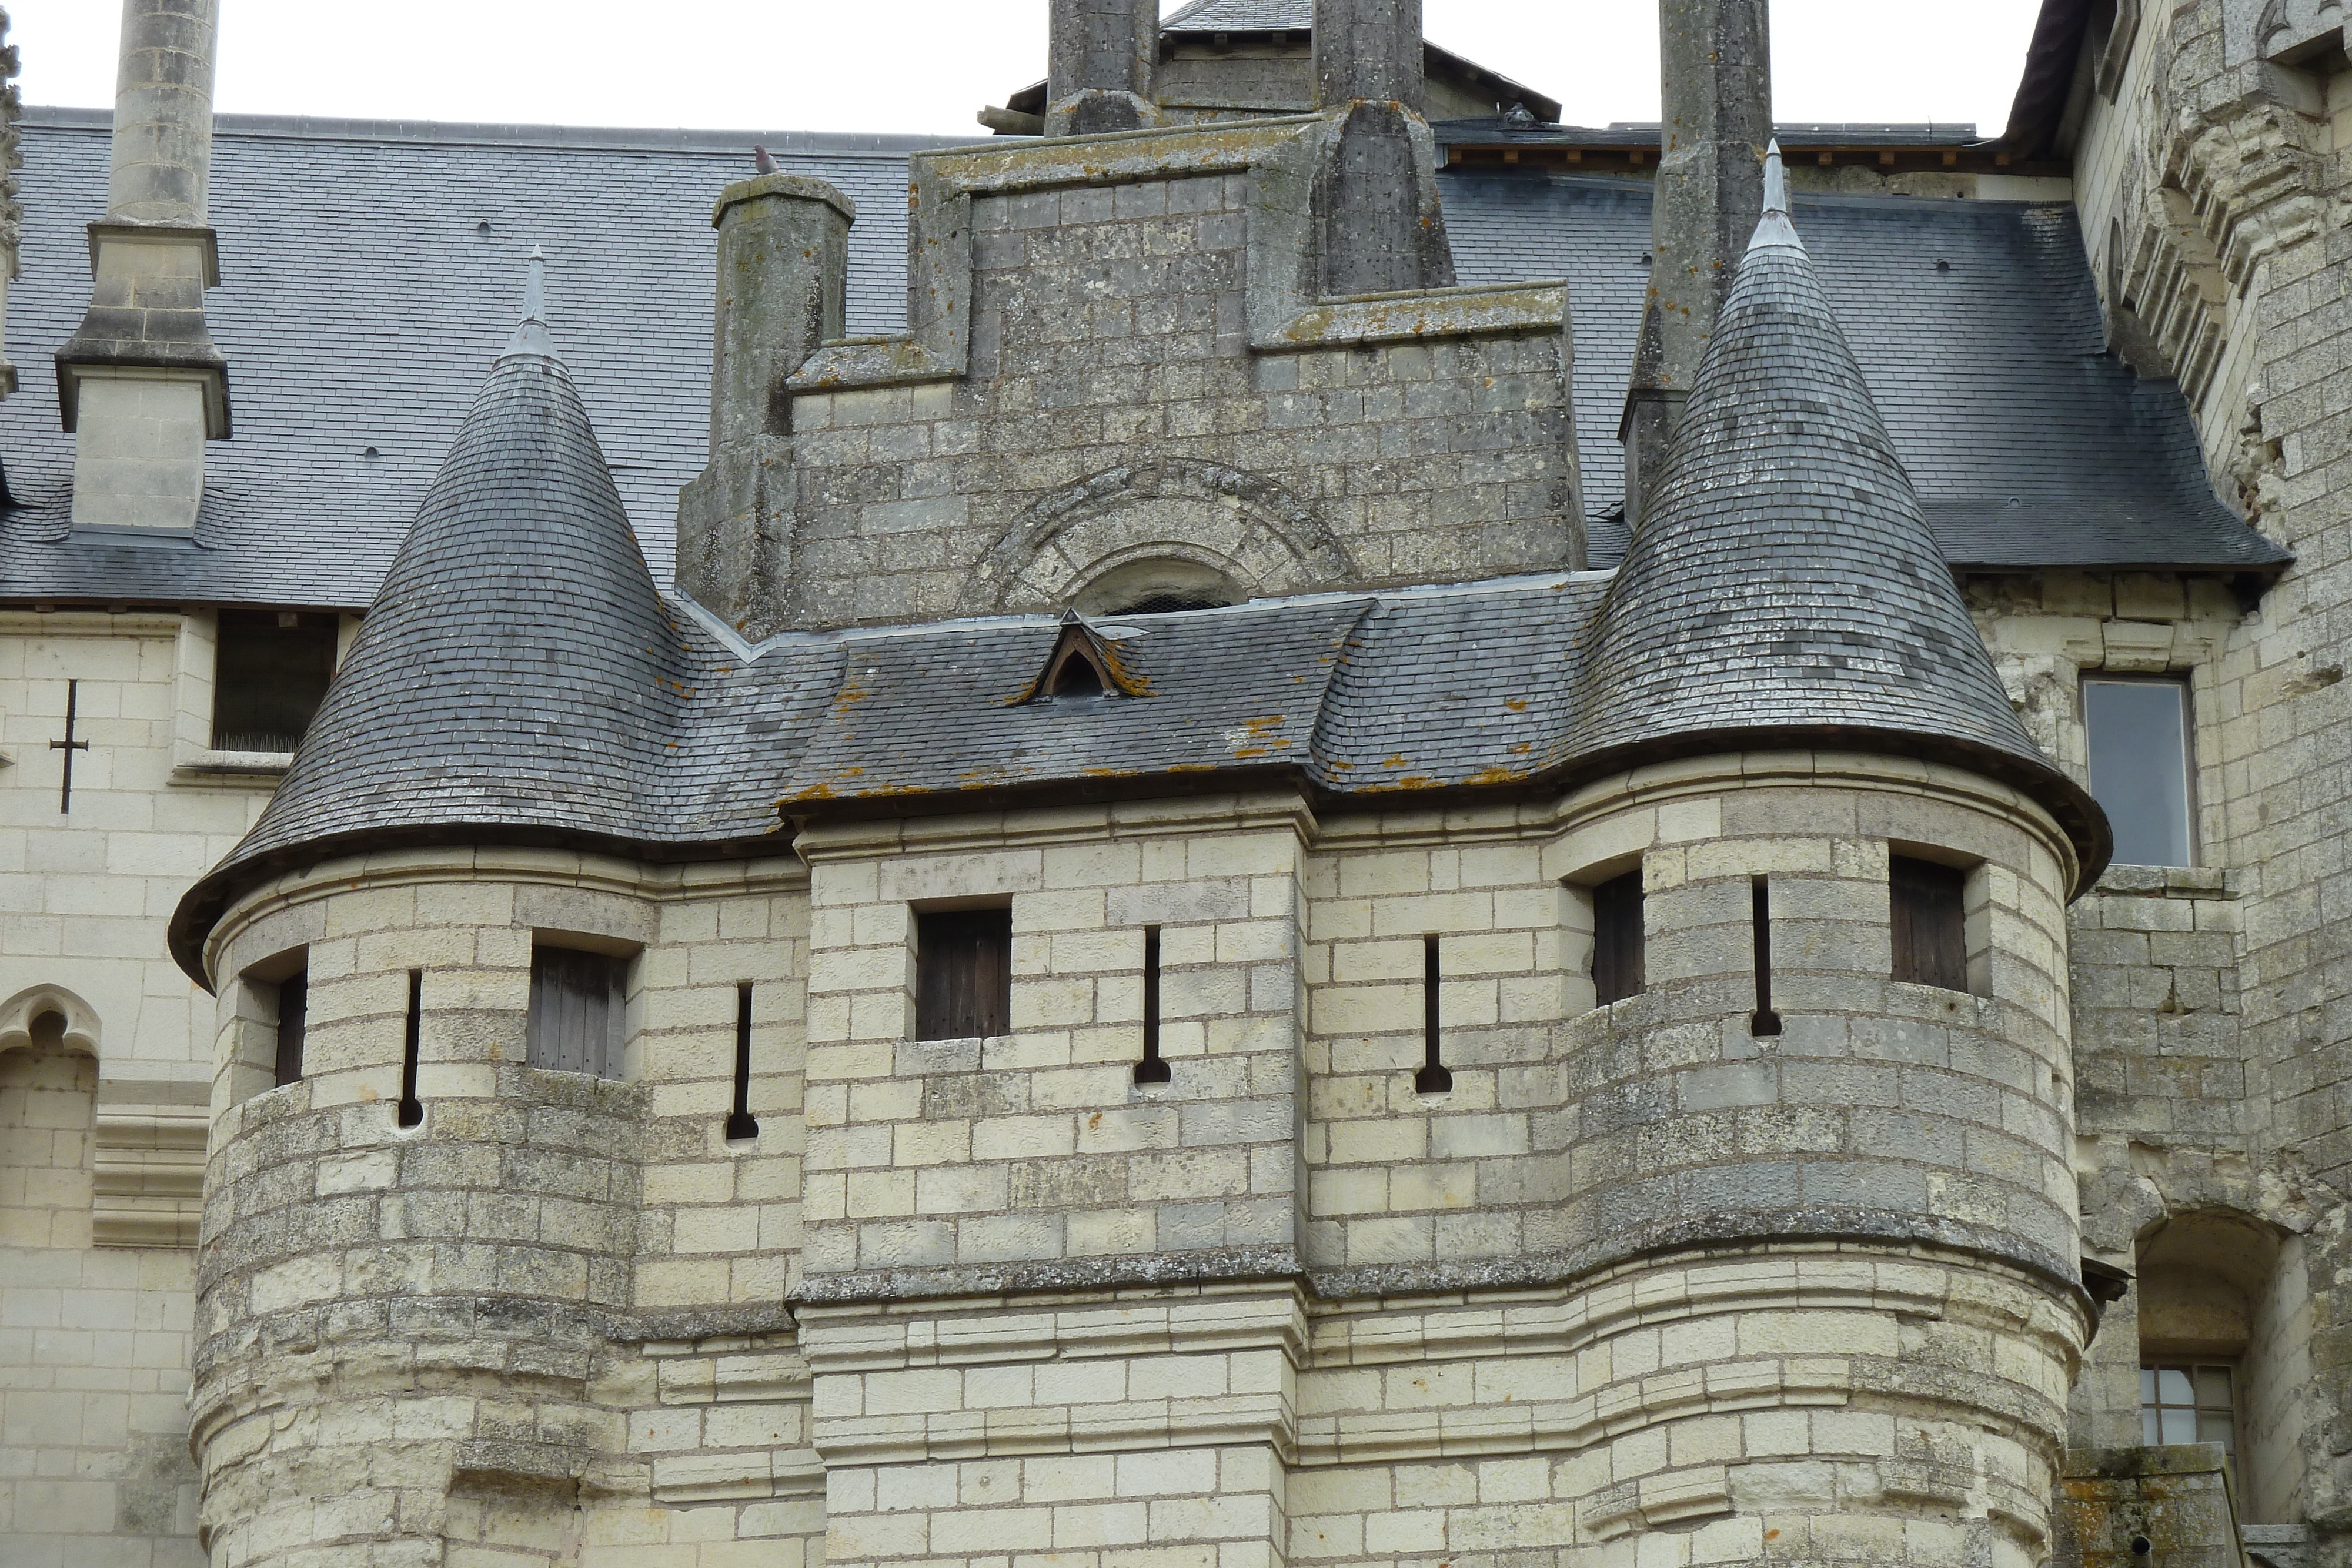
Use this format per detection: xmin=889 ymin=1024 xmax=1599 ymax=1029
xmin=1555 ymin=148 xmax=2105 ymax=1565
xmin=178 ymin=268 xmax=692 ymax=1564
xmin=56 ymin=0 xmax=231 ymax=533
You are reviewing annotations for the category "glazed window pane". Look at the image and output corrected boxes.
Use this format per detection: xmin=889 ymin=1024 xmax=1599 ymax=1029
xmin=2084 ymin=679 xmax=2193 ymax=866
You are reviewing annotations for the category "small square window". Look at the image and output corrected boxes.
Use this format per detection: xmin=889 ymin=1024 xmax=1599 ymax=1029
xmin=1591 ymin=870 xmax=1644 ymax=1006
xmin=527 ymin=945 xmax=626 ymax=1078
xmin=1890 ymin=857 xmax=1968 ymax=991
xmin=916 ymin=908 xmax=1013 ymax=1041
xmin=213 ymin=610 xmax=339 ymax=753
xmin=2084 ymin=677 xmax=2195 ymax=867
xmin=2140 ymin=1361 xmax=2236 ymax=1454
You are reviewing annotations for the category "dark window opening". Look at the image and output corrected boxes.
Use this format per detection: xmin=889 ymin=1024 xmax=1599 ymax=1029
xmin=396 ymin=969 xmax=423 ymax=1128
xmin=726 ymin=982 xmax=760 ymax=1141
xmin=527 ymin=945 xmax=627 ymax=1078
xmin=1890 ymin=855 xmax=1970 ymax=991
xmin=1135 ymin=925 xmax=1170 ymax=1085
xmin=1110 ymin=591 xmax=1231 ymax=616
xmin=1750 ymin=875 xmax=1782 ymax=1037
xmin=2085 ymin=676 xmax=2195 ymax=866
xmin=273 ymin=969 xmax=308 ymax=1088
xmin=1591 ymin=870 xmax=1644 ymax=1005
xmin=916 ymin=908 xmax=1013 ymax=1041
xmin=1051 ymin=656 xmax=1106 ymax=698
xmin=1415 ymin=934 xmax=1452 ymax=1095
xmin=212 ymin=610 xmax=338 ymax=753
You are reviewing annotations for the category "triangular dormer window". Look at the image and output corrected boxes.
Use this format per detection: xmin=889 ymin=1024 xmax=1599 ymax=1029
xmin=1013 ymin=609 xmax=1150 ymax=704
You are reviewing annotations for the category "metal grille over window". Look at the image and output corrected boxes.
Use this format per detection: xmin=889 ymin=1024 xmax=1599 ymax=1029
xmin=212 ymin=610 xmax=339 ymax=753
xmin=916 ymin=909 xmax=1013 ymax=1041
xmin=2085 ymin=677 xmax=2195 ymax=867
xmin=1592 ymin=870 xmax=1644 ymax=1005
xmin=1890 ymin=857 xmax=1968 ymax=991
xmin=273 ymin=969 xmax=306 ymax=1088
xmin=527 ymin=946 xmax=626 ymax=1078
xmin=2140 ymin=1363 xmax=2235 ymax=1453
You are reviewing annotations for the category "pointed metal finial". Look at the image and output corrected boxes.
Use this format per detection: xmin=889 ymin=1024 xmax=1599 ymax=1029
xmin=502 ymin=246 xmax=557 ymax=358
xmin=1748 ymin=140 xmax=1805 ymax=252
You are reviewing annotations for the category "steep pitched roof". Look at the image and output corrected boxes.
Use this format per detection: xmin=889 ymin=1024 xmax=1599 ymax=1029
xmin=1580 ymin=149 xmax=2103 ymax=861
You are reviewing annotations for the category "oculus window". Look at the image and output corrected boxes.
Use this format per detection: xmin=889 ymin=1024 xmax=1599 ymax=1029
xmin=213 ymin=610 xmax=338 ymax=753
xmin=2084 ymin=677 xmax=2195 ymax=867
xmin=916 ymin=908 xmax=1013 ymax=1041
xmin=527 ymin=945 xmax=627 ymax=1078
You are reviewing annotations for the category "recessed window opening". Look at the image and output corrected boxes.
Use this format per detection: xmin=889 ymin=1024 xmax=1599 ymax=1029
xmin=397 ymin=969 xmax=423 ymax=1129
xmin=273 ymin=968 xmax=308 ymax=1088
xmin=726 ymin=982 xmax=759 ymax=1142
xmin=1134 ymin=926 xmax=1170 ymax=1086
xmin=1592 ymin=869 xmax=1644 ymax=1005
xmin=1110 ymin=591 xmax=1232 ymax=616
xmin=1051 ymin=656 xmax=1106 ymax=698
xmin=212 ymin=609 xmax=338 ymax=753
xmin=1890 ymin=855 xmax=1970 ymax=991
xmin=1415 ymin=934 xmax=1452 ymax=1095
xmin=916 ymin=907 xmax=1013 ymax=1041
xmin=2141 ymin=1362 xmax=2238 ymax=1465
xmin=1749 ymin=875 xmax=1782 ymax=1037
xmin=2085 ymin=676 xmax=2196 ymax=866
xmin=527 ymin=945 xmax=627 ymax=1078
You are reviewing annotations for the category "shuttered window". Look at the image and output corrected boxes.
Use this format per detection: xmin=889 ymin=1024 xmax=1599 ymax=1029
xmin=1591 ymin=870 xmax=1644 ymax=1005
xmin=273 ymin=969 xmax=307 ymax=1088
xmin=527 ymin=946 xmax=627 ymax=1077
xmin=916 ymin=909 xmax=1013 ymax=1041
xmin=1890 ymin=857 xmax=1969 ymax=991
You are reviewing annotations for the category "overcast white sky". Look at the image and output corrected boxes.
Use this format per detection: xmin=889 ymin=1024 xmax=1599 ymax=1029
xmin=10 ymin=1 xmax=2043 ymax=141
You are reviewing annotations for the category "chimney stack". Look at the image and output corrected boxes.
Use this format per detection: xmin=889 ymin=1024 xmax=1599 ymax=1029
xmin=1313 ymin=0 xmax=1454 ymax=297
xmin=56 ymin=0 xmax=230 ymax=534
xmin=1620 ymin=0 xmax=1771 ymax=531
xmin=675 ymin=169 xmax=853 ymax=638
xmin=1045 ymin=0 xmax=1158 ymax=136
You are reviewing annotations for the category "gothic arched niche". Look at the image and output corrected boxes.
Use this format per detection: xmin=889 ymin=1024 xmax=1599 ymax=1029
xmin=0 ymin=986 xmax=100 ymax=1250
xmin=959 ymin=459 xmax=1356 ymax=616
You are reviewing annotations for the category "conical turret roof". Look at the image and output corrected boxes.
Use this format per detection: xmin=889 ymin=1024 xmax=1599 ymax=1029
xmin=171 ymin=265 xmax=694 ymax=972
xmin=1581 ymin=148 xmax=2104 ymax=874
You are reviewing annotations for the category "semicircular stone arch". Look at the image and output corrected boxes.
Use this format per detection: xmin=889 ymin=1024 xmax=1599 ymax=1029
xmin=958 ymin=459 xmax=1358 ymax=616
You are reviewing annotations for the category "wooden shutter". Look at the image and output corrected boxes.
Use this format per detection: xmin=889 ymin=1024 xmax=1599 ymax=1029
xmin=916 ymin=910 xmax=1013 ymax=1041
xmin=528 ymin=947 xmax=627 ymax=1076
xmin=1591 ymin=870 xmax=1644 ymax=1005
xmin=273 ymin=971 xmax=307 ymax=1088
xmin=1890 ymin=857 xmax=1968 ymax=991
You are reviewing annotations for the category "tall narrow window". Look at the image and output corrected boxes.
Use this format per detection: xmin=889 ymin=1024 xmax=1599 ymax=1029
xmin=2084 ymin=676 xmax=2195 ymax=866
xmin=273 ymin=969 xmax=308 ymax=1088
xmin=1890 ymin=856 xmax=1969 ymax=991
xmin=1134 ymin=926 xmax=1170 ymax=1085
xmin=726 ymin=982 xmax=759 ymax=1141
xmin=1749 ymin=875 xmax=1782 ymax=1037
xmin=916 ymin=908 xmax=1013 ymax=1041
xmin=396 ymin=969 xmax=423 ymax=1128
xmin=1592 ymin=870 xmax=1644 ymax=1005
xmin=527 ymin=945 xmax=627 ymax=1077
xmin=1416 ymin=934 xmax=1452 ymax=1095
xmin=212 ymin=610 xmax=339 ymax=753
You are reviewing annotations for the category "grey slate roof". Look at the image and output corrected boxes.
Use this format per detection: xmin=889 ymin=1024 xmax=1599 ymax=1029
xmin=1580 ymin=168 xmax=2097 ymax=864
xmin=1 ymin=111 xmax=2278 ymax=610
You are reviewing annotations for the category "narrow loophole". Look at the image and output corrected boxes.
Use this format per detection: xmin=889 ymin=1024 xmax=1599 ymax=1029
xmin=726 ymin=981 xmax=760 ymax=1141
xmin=396 ymin=969 xmax=425 ymax=1128
xmin=1134 ymin=925 xmax=1170 ymax=1085
xmin=1415 ymin=934 xmax=1452 ymax=1095
xmin=1749 ymin=875 xmax=1783 ymax=1038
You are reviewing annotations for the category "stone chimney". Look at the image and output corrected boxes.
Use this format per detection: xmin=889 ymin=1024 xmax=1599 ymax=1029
xmin=55 ymin=0 xmax=230 ymax=533
xmin=1313 ymin=0 xmax=1454 ymax=297
xmin=1045 ymin=0 xmax=1158 ymax=136
xmin=1619 ymin=0 xmax=1771 ymax=530
xmin=674 ymin=169 xmax=853 ymax=637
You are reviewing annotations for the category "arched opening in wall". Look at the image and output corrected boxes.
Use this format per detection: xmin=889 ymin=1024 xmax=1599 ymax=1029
xmin=0 ymin=1006 xmax=98 ymax=1249
xmin=1069 ymin=558 xmax=1241 ymax=618
xmin=2135 ymin=1210 xmax=2308 ymax=1524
